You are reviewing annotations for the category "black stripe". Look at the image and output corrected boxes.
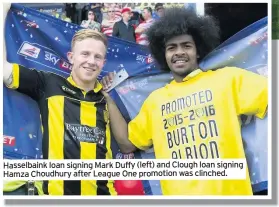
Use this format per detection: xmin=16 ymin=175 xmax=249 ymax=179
xmin=95 ymin=102 xmax=110 ymax=195
xmin=41 ymin=100 xmax=49 ymax=195
xmin=63 ymin=98 xmax=81 ymax=195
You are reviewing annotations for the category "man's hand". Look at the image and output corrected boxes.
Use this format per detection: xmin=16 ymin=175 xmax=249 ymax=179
xmin=101 ymin=72 xmax=115 ymax=91
xmin=135 ymin=26 xmax=145 ymax=34
xmin=3 ymin=3 xmax=11 ymax=20
xmin=3 ymin=3 xmax=13 ymax=86
xmin=101 ymin=90 xmax=113 ymax=103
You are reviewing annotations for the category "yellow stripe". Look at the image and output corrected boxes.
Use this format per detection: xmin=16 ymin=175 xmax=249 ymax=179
xmin=104 ymin=104 xmax=117 ymax=195
xmin=80 ymin=142 xmax=97 ymax=195
xmin=105 ymin=120 xmax=117 ymax=195
xmin=80 ymin=101 xmax=97 ymax=195
xmin=80 ymin=101 xmax=96 ymax=128
xmin=48 ymin=96 xmax=64 ymax=195
xmin=3 ymin=181 xmax=26 ymax=192
xmin=7 ymin=64 xmax=20 ymax=89
xmin=105 ymin=104 xmax=112 ymax=160
xmin=40 ymin=115 xmax=44 ymax=134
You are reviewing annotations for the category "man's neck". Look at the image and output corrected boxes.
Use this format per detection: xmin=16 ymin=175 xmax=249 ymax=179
xmin=145 ymin=17 xmax=152 ymax=22
xmin=172 ymin=67 xmax=199 ymax=83
xmin=123 ymin=19 xmax=129 ymax=24
xmin=72 ymin=75 xmax=96 ymax=92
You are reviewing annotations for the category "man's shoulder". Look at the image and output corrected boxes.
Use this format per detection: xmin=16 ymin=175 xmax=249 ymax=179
xmin=145 ymin=85 xmax=168 ymax=102
xmin=29 ymin=67 xmax=67 ymax=82
xmin=113 ymin=20 xmax=122 ymax=27
xmin=101 ymin=18 xmax=109 ymax=24
xmin=209 ymin=66 xmax=248 ymax=78
xmin=214 ymin=66 xmax=245 ymax=73
xmin=115 ymin=20 xmax=122 ymax=25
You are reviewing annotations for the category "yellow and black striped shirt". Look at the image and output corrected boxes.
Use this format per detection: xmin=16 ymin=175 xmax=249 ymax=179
xmin=8 ymin=64 xmax=117 ymax=196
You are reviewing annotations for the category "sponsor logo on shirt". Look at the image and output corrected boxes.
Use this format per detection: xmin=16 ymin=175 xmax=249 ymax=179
xmin=64 ymin=123 xmax=105 ymax=145
xmin=61 ymin=86 xmax=76 ymax=95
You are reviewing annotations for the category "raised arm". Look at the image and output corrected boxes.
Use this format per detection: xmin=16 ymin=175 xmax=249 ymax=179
xmin=3 ymin=3 xmax=49 ymax=100
xmin=3 ymin=3 xmax=13 ymax=87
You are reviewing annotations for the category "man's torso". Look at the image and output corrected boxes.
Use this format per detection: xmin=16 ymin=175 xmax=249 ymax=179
xmin=145 ymin=69 xmax=253 ymax=195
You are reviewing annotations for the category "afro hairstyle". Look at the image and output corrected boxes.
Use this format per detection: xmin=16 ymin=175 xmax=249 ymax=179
xmin=146 ymin=7 xmax=220 ymax=71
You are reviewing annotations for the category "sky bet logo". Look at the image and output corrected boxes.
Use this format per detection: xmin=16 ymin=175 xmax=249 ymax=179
xmin=45 ymin=51 xmax=60 ymax=66
xmin=3 ymin=135 xmax=16 ymax=146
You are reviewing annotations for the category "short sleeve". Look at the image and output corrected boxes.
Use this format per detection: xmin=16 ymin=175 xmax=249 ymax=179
xmin=7 ymin=64 xmax=49 ymax=101
xmin=128 ymin=97 xmax=153 ymax=151
xmin=232 ymin=67 xmax=268 ymax=119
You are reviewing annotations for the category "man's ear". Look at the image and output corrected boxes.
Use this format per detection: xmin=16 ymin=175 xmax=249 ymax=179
xmin=103 ymin=59 xmax=107 ymax=66
xmin=67 ymin=51 xmax=74 ymax=64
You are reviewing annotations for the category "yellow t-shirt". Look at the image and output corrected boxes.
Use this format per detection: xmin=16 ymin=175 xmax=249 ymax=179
xmin=128 ymin=67 xmax=268 ymax=195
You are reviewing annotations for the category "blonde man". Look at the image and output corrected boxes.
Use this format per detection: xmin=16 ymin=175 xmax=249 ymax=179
xmin=4 ymin=4 xmax=126 ymax=196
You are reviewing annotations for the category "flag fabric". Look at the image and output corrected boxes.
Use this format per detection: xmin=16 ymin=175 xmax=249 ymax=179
xmin=4 ymin=3 xmax=267 ymax=194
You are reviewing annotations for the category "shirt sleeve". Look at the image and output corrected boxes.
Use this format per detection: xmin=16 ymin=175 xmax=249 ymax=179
xmin=231 ymin=67 xmax=268 ymax=119
xmin=128 ymin=97 xmax=153 ymax=151
xmin=7 ymin=64 xmax=49 ymax=101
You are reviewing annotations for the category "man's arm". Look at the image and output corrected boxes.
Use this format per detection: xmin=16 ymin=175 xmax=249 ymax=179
xmin=232 ymin=67 xmax=268 ymax=119
xmin=112 ymin=22 xmax=119 ymax=37
xmin=101 ymin=73 xmax=154 ymax=154
xmin=102 ymin=92 xmax=136 ymax=153
xmin=3 ymin=3 xmax=13 ymax=87
xmin=135 ymin=25 xmax=145 ymax=34
xmin=3 ymin=3 xmax=49 ymax=100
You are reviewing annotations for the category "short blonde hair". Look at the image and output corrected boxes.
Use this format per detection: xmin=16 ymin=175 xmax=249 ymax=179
xmin=71 ymin=29 xmax=108 ymax=51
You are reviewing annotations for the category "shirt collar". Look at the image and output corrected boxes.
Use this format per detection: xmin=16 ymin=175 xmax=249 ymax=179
xmin=67 ymin=75 xmax=102 ymax=93
xmin=170 ymin=69 xmax=203 ymax=84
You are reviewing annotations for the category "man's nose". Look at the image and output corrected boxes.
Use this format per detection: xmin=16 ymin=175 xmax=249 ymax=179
xmin=87 ymin=56 xmax=96 ymax=64
xmin=175 ymin=46 xmax=186 ymax=55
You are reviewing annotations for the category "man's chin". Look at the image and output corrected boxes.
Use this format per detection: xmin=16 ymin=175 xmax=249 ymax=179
xmin=172 ymin=69 xmax=191 ymax=76
xmin=81 ymin=76 xmax=98 ymax=83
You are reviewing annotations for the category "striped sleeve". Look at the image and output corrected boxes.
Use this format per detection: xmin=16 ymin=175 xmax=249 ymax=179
xmin=7 ymin=64 xmax=49 ymax=101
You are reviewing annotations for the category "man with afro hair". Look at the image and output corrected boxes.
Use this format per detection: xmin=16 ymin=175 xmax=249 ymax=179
xmin=102 ymin=7 xmax=268 ymax=195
